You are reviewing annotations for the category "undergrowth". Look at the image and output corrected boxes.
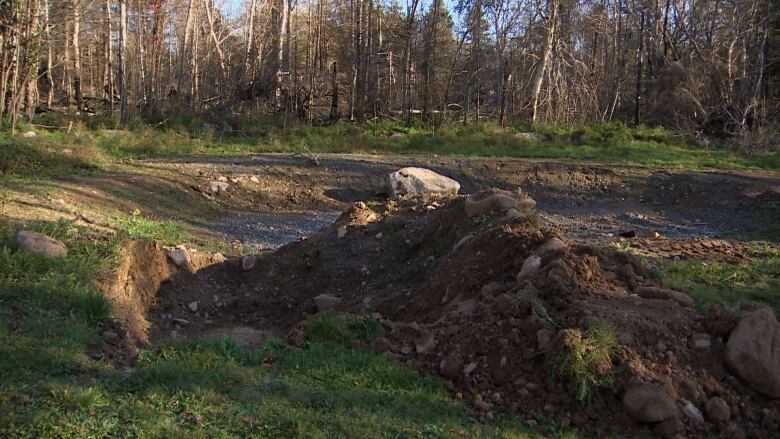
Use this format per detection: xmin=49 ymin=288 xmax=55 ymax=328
xmin=553 ymin=322 xmax=618 ymax=404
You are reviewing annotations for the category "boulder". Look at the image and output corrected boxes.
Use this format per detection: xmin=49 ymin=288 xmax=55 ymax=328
xmin=313 ymin=294 xmax=341 ymax=312
xmin=725 ymin=307 xmax=780 ymax=398
xmin=386 ymin=167 xmax=460 ymax=197
xmin=636 ymin=286 xmax=695 ymax=308
xmin=209 ymin=180 xmax=230 ymax=194
xmin=622 ymin=384 xmax=678 ymax=423
xmin=464 ymin=189 xmax=536 ymax=218
xmin=12 ymin=231 xmax=67 ymax=257
xmin=706 ymin=397 xmax=730 ymax=423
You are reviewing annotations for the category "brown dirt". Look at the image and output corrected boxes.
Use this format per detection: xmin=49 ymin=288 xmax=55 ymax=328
xmin=137 ymin=194 xmax=778 ymax=438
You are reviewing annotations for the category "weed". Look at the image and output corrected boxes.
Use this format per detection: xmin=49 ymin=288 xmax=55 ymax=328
xmin=553 ymin=322 xmax=618 ymax=404
xmin=472 ymin=214 xmax=489 ymax=226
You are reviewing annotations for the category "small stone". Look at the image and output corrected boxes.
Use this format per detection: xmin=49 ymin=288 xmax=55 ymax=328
xmin=517 ymin=255 xmax=542 ymax=282
xmin=439 ymin=355 xmax=462 ymax=379
xmin=187 ymin=301 xmax=199 ymax=312
xmin=375 ymin=232 xmax=383 ymax=239
xmin=241 ymin=255 xmax=256 ymax=271
xmin=400 ymin=346 xmax=413 ymax=355
xmin=463 ymin=362 xmax=478 ymax=375
xmin=249 ymin=176 xmax=260 ymax=183
xmin=720 ymin=423 xmax=745 ymax=439
xmin=21 ymin=131 xmax=36 ymax=138
xmin=209 ymin=180 xmax=229 ymax=194
xmin=103 ymin=330 xmax=119 ymax=341
xmin=167 ymin=247 xmax=192 ymax=270
xmin=681 ymin=402 xmax=704 ymax=424
xmin=415 ymin=332 xmax=437 ymax=354
xmin=691 ymin=333 xmax=712 ymax=350
xmin=337 ymin=225 xmax=348 ymax=239
xmin=706 ymin=397 xmax=730 ymax=423
xmin=313 ymin=294 xmax=341 ymax=312
xmin=506 ymin=208 xmax=520 ymax=219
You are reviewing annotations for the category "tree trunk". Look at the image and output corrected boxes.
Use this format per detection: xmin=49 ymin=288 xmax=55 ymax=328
xmin=530 ymin=0 xmax=557 ymax=124
xmin=118 ymin=0 xmax=129 ymax=124
xmin=73 ymin=0 xmax=83 ymax=109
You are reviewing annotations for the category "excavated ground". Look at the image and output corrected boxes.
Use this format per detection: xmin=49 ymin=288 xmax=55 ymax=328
xmin=83 ymin=156 xmax=780 ymax=438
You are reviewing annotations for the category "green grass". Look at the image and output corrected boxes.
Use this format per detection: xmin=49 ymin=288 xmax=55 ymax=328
xmin=3 ymin=120 xmax=779 ymax=178
xmin=552 ymin=322 xmax=618 ymax=404
xmin=0 ymin=217 xmax=581 ymax=438
xmin=115 ymin=210 xmax=190 ymax=246
xmin=650 ymin=245 xmax=780 ymax=315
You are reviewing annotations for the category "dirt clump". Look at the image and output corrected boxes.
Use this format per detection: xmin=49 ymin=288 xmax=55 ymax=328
xmin=144 ymin=193 xmax=778 ymax=438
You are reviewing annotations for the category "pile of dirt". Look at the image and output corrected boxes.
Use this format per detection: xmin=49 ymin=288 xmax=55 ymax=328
xmin=140 ymin=194 xmax=778 ymax=438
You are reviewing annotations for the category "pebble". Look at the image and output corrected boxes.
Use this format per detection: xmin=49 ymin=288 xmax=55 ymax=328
xmin=188 ymin=301 xmax=199 ymax=312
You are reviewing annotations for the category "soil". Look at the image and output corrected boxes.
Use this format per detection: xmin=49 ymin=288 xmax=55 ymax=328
xmin=6 ymin=154 xmax=780 ymax=437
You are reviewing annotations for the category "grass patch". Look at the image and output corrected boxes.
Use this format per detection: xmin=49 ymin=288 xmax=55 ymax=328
xmin=651 ymin=246 xmax=780 ymax=315
xmin=114 ymin=210 xmax=190 ymax=246
xmin=553 ymin=322 xmax=618 ymax=404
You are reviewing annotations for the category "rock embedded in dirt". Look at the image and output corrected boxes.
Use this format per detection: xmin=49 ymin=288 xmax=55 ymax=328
xmin=12 ymin=231 xmax=68 ymax=257
xmin=337 ymin=225 xmax=347 ymax=238
xmin=386 ymin=167 xmax=460 ymax=197
xmin=636 ymin=286 xmax=695 ymax=308
xmin=690 ymin=333 xmax=712 ymax=350
xmin=533 ymin=237 xmax=566 ymax=260
xmin=464 ymin=189 xmax=536 ymax=218
xmin=724 ymin=306 xmax=780 ymax=398
xmin=517 ymin=255 xmax=542 ymax=282
xmin=415 ymin=332 xmax=437 ymax=354
xmin=166 ymin=246 xmax=193 ymax=271
xmin=187 ymin=301 xmax=199 ymax=312
xmin=313 ymin=294 xmax=341 ymax=312
xmin=622 ymin=384 xmax=678 ymax=423
xmin=241 ymin=255 xmax=256 ymax=271
xmin=706 ymin=397 xmax=730 ymax=423
xmin=209 ymin=180 xmax=229 ymax=194
xmin=682 ymin=402 xmax=705 ymax=424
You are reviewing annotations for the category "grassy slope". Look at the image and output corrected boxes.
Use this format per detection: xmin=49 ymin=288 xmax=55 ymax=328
xmin=0 ymin=220 xmax=578 ymax=438
xmin=3 ymin=120 xmax=779 ymax=177
xmin=648 ymin=244 xmax=780 ymax=316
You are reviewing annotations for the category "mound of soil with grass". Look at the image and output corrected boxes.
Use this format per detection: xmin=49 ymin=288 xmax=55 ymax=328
xmin=128 ymin=195 xmax=778 ymax=438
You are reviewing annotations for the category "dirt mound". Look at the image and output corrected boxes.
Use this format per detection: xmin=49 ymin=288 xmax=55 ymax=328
xmin=145 ymin=195 xmax=778 ymax=437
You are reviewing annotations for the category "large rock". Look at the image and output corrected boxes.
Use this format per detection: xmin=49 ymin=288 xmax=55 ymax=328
xmin=622 ymin=384 xmax=678 ymax=423
xmin=12 ymin=231 xmax=67 ymax=257
xmin=464 ymin=189 xmax=536 ymax=218
xmin=386 ymin=167 xmax=460 ymax=197
xmin=725 ymin=307 xmax=780 ymax=398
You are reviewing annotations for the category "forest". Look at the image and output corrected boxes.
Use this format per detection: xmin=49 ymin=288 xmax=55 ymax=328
xmin=0 ymin=0 xmax=777 ymax=145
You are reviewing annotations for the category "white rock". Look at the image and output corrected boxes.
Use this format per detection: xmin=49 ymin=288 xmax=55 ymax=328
xmin=21 ymin=131 xmax=36 ymax=138
xmin=188 ymin=301 xmax=199 ymax=312
xmin=386 ymin=167 xmax=460 ymax=197
xmin=209 ymin=181 xmax=229 ymax=194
